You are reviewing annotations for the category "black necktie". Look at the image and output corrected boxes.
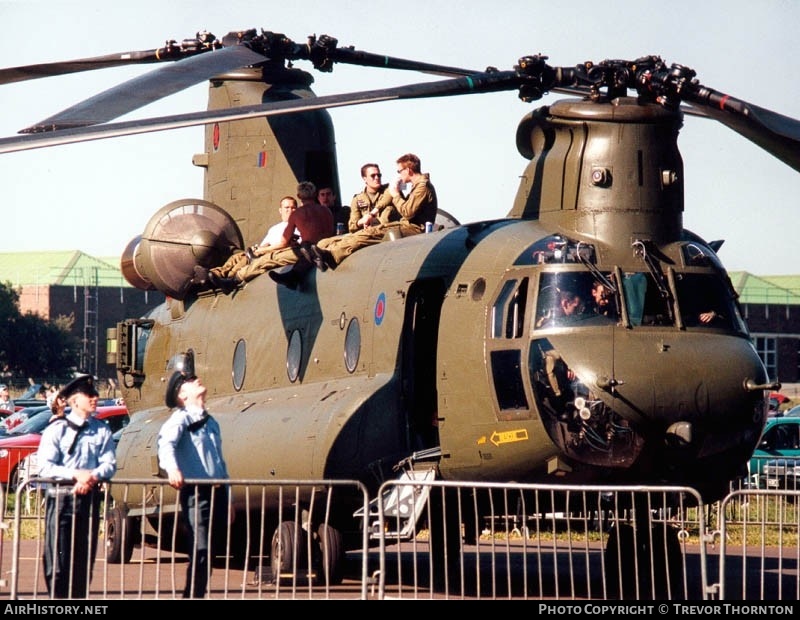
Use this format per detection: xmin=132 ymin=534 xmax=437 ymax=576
xmin=187 ymin=416 xmax=210 ymax=433
xmin=66 ymin=419 xmax=86 ymax=455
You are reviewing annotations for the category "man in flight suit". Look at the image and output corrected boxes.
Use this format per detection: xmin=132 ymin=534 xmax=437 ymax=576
xmin=270 ymin=154 xmax=436 ymax=288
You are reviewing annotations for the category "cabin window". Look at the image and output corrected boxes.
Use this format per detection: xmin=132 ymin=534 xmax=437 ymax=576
xmin=287 ymin=330 xmax=302 ymax=383
xmin=344 ymin=317 xmax=361 ymax=373
xmin=232 ymin=339 xmax=246 ymax=391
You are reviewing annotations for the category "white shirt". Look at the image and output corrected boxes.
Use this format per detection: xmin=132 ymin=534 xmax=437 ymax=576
xmin=260 ymin=221 xmax=300 ymax=247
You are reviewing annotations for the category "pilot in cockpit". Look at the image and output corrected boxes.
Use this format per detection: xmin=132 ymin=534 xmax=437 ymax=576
xmin=535 ymin=288 xmax=586 ymax=328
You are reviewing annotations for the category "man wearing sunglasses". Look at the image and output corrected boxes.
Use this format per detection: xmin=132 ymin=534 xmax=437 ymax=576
xmin=347 ymin=163 xmax=397 ymax=233
xmin=271 ymin=154 xmax=436 ymax=288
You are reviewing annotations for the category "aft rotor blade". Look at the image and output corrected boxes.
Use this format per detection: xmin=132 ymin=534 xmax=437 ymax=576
xmin=324 ymin=46 xmax=477 ymax=77
xmin=684 ymin=93 xmax=800 ymax=174
xmin=20 ymin=45 xmax=267 ymax=133
xmin=0 ymin=71 xmax=522 ymax=154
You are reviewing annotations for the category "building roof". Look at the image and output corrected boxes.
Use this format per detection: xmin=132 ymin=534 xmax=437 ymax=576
xmin=728 ymin=272 xmax=800 ymax=306
xmin=0 ymin=250 xmax=129 ymax=287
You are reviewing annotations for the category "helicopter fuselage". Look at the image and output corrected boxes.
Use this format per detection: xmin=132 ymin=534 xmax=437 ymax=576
xmin=114 ymin=215 xmax=767 ymax=513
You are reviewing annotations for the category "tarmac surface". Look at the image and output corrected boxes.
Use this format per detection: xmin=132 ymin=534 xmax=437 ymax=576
xmin=1 ymin=537 xmax=794 ymax=601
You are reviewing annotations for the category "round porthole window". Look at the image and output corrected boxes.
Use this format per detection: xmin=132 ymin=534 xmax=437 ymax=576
xmin=287 ymin=329 xmax=302 ymax=382
xmin=344 ymin=317 xmax=361 ymax=373
xmin=232 ymin=339 xmax=246 ymax=391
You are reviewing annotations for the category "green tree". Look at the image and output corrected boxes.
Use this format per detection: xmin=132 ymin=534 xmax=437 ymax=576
xmin=0 ymin=281 xmax=21 ymax=372
xmin=0 ymin=281 xmax=80 ymax=379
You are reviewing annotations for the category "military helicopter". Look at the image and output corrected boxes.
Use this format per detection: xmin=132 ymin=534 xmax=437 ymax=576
xmin=1 ymin=28 xmax=795 ymax=581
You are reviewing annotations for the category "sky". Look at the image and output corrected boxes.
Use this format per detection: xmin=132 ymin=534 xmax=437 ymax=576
xmin=1 ymin=0 xmax=798 ymax=275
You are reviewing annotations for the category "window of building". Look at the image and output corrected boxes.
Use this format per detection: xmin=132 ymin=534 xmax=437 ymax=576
xmin=752 ymin=335 xmax=778 ymax=381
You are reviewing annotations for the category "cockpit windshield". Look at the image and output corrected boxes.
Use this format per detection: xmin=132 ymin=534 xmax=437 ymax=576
xmin=534 ymin=272 xmax=619 ymax=329
xmin=534 ymin=270 xmax=746 ymax=332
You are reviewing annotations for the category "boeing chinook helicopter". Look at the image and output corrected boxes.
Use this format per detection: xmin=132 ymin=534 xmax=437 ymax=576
xmin=1 ymin=28 xmax=795 ymax=581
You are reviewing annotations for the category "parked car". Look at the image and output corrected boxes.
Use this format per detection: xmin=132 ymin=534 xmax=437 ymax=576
xmin=761 ymin=458 xmax=800 ymax=491
xmin=0 ymin=405 xmax=51 ymax=436
xmin=747 ymin=416 xmax=800 ymax=488
xmin=1 ymin=404 xmax=129 ymax=490
xmin=783 ymin=405 xmax=800 ymax=417
xmin=768 ymin=392 xmax=794 ymax=417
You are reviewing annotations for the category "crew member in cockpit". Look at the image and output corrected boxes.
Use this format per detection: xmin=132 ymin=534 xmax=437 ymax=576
xmin=535 ymin=287 xmax=586 ymax=328
xmin=590 ymin=281 xmax=617 ymax=319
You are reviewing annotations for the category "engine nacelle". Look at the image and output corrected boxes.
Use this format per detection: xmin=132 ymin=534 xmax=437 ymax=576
xmin=121 ymin=199 xmax=243 ymax=300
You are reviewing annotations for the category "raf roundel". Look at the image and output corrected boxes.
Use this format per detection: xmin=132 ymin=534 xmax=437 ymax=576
xmin=374 ymin=292 xmax=386 ymax=326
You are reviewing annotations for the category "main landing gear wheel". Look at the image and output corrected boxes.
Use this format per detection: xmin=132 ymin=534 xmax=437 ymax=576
xmin=106 ymin=505 xmax=136 ymax=564
xmin=314 ymin=523 xmax=344 ymax=586
xmin=271 ymin=521 xmax=308 ymax=583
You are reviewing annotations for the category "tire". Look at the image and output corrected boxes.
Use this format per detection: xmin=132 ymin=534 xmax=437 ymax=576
xmin=8 ymin=465 xmax=20 ymax=492
xmin=270 ymin=521 xmax=307 ymax=581
xmin=314 ymin=523 xmax=344 ymax=586
xmin=106 ymin=505 xmax=136 ymax=564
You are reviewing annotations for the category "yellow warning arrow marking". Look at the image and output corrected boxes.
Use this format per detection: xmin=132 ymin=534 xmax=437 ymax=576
xmin=490 ymin=429 xmax=529 ymax=447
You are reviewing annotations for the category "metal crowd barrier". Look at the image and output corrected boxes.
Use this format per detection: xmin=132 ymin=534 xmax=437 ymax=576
xmin=0 ymin=477 xmax=798 ymax=600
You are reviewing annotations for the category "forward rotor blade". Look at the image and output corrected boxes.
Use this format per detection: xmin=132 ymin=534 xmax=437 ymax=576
xmin=0 ymin=48 xmax=187 ymax=85
xmin=0 ymin=32 xmax=223 ymax=86
xmin=20 ymin=45 xmax=267 ymax=133
xmin=0 ymin=71 xmax=521 ymax=154
xmin=684 ymin=94 xmax=800 ymax=173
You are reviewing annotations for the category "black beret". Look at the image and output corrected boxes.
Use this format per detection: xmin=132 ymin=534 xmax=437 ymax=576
xmin=58 ymin=374 xmax=99 ymax=400
xmin=165 ymin=371 xmax=192 ymax=408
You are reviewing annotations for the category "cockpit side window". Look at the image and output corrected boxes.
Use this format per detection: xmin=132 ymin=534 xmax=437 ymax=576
xmin=488 ymin=277 xmax=531 ymax=416
xmin=673 ymin=273 xmax=741 ymax=330
xmin=491 ymin=278 xmax=528 ymax=339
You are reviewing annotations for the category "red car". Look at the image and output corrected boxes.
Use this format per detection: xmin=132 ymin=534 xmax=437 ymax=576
xmin=0 ymin=404 xmax=129 ymax=490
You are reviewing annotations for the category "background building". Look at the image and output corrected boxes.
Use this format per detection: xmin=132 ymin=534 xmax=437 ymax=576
xmin=729 ymin=272 xmax=800 ymax=401
xmin=0 ymin=250 xmax=165 ymax=383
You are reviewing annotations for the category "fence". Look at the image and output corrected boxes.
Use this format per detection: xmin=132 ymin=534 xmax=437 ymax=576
xmin=1 ymin=476 xmax=798 ymax=600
